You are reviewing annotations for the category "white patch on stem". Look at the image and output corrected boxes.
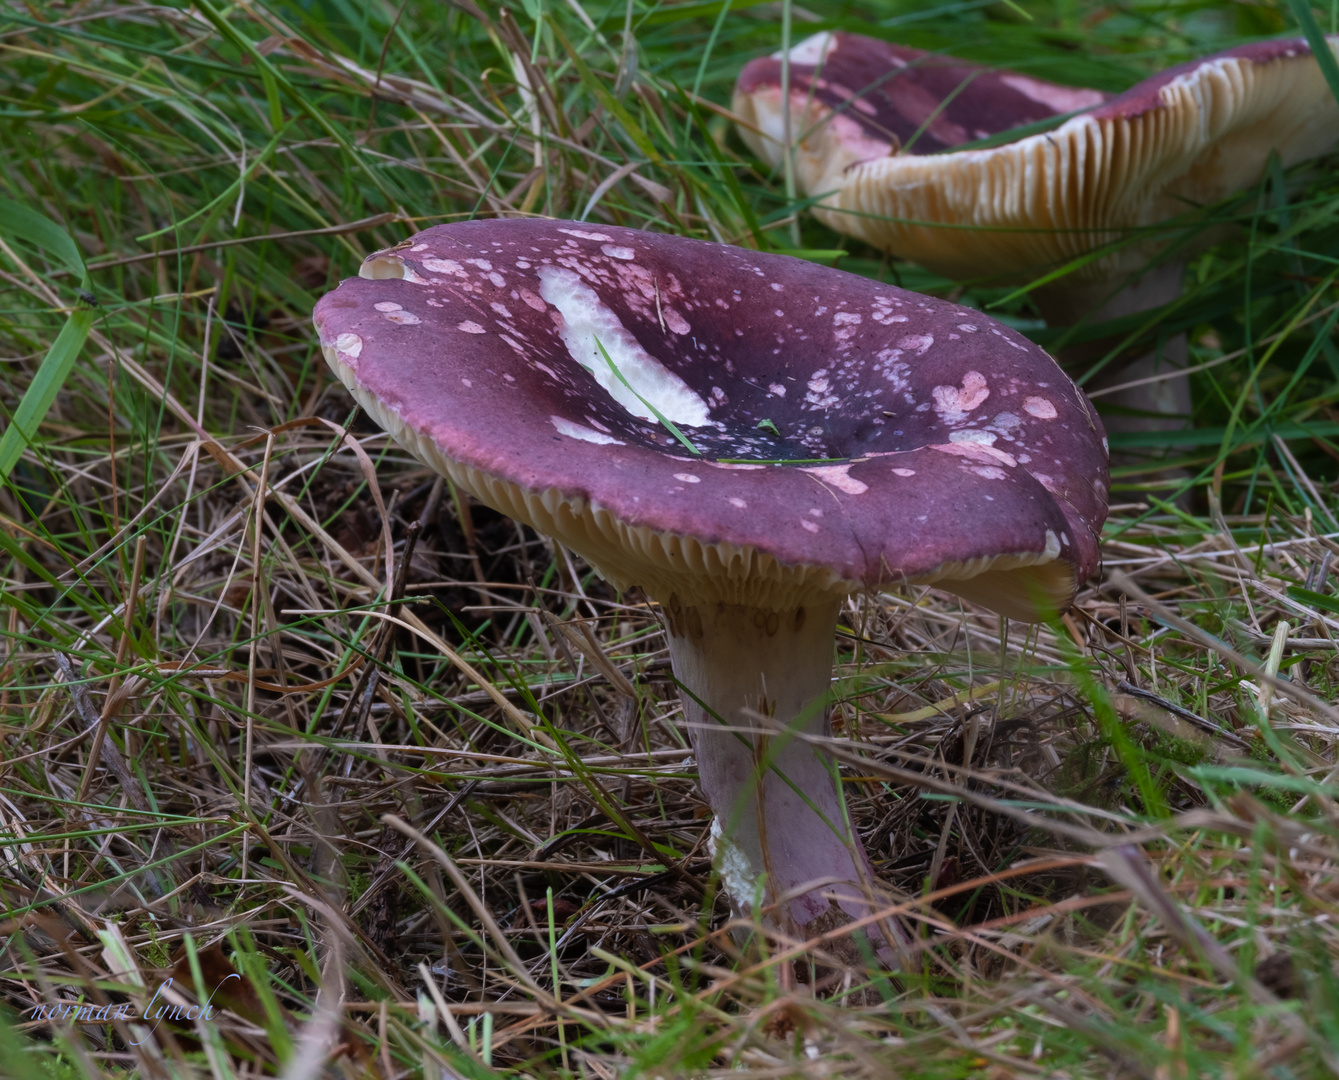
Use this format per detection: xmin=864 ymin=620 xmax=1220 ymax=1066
xmin=709 ymin=819 xmax=758 ymax=915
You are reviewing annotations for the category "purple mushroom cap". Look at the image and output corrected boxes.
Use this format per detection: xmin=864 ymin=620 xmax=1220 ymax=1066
xmin=314 ymin=220 xmax=1108 ymax=618
xmin=733 ymin=32 xmax=1339 ymax=284
xmin=735 ymin=31 xmax=1107 ymax=158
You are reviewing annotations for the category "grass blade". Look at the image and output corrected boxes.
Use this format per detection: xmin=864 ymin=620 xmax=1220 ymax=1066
xmin=0 ymin=309 xmax=95 ymax=482
xmin=0 ymin=198 xmax=96 ymax=481
xmin=0 ymin=197 xmax=89 ymax=287
xmin=1287 ymin=0 xmax=1339 ymax=106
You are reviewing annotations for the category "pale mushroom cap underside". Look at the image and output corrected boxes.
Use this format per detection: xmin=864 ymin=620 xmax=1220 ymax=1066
xmin=735 ymin=32 xmax=1339 ymax=284
xmin=314 ymin=220 xmax=1109 ymax=617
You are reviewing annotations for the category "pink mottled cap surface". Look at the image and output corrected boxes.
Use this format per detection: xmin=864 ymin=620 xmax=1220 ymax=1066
xmin=314 ymin=220 xmax=1109 ymax=618
xmin=734 ymin=31 xmax=1339 ymax=284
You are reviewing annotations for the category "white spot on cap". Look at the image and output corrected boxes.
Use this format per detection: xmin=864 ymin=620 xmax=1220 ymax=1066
xmin=873 ymin=311 xmax=909 ymax=325
xmin=551 ymin=416 xmax=625 ymax=445
xmin=776 ymin=30 xmax=835 ymax=66
xmin=1043 ymin=529 xmax=1061 ymax=559
xmin=374 ymin=301 xmax=402 ymax=312
xmin=537 ymin=266 xmax=710 ymax=426
xmin=1024 ymin=396 xmax=1058 ymax=419
xmin=801 ymin=519 xmax=819 ymax=533
xmin=728 ymin=497 xmax=747 ymax=508
xmin=673 ymin=473 xmax=700 ymax=483
xmin=833 ymin=311 xmax=863 ymax=342
xmin=457 ymin=321 xmax=486 ymax=334
xmin=557 ymin=228 xmax=613 ymax=242
xmin=801 ymin=463 xmax=868 ymax=496
xmin=601 ymin=245 xmax=636 ymax=260
xmin=518 ymin=288 xmax=547 ymax=312
xmin=932 ymin=442 xmax=1017 ymax=468
xmin=662 ymin=307 xmax=691 ymax=335
xmin=933 ymin=371 xmax=990 ymax=419
xmin=334 ymin=333 xmax=362 ymax=358
xmin=892 ymin=468 xmax=915 ymax=477
xmin=382 ymin=309 xmax=421 ymax=325
xmin=949 ymin=429 xmax=997 ymax=447
xmin=897 ymin=333 xmax=934 ymax=356
xmin=421 ymin=257 xmax=465 ymax=276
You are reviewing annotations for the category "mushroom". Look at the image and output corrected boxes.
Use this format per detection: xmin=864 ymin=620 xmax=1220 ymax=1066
xmin=313 ymin=219 xmax=1109 ymax=955
xmin=734 ymin=32 xmax=1339 ymax=435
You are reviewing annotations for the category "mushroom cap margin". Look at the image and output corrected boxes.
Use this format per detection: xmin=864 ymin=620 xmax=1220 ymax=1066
xmin=315 ymin=220 xmax=1108 ymax=618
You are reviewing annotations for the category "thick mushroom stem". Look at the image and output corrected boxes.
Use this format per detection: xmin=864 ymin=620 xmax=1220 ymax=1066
xmin=1036 ymin=263 xmax=1190 ymax=440
xmin=659 ymin=593 xmax=898 ymax=952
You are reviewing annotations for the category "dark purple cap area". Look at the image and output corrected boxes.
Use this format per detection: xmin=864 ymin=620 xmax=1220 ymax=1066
xmin=736 ymin=32 xmax=1108 ymax=155
xmin=314 ymin=220 xmax=1108 ymax=591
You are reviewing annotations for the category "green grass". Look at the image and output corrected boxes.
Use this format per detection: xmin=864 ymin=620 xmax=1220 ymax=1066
xmin=2 ymin=0 xmax=1339 ymax=1076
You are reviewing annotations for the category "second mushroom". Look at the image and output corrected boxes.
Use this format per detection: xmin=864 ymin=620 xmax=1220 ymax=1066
xmin=734 ymin=32 xmax=1339 ymax=437
xmin=314 ymin=220 xmax=1109 ymax=956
